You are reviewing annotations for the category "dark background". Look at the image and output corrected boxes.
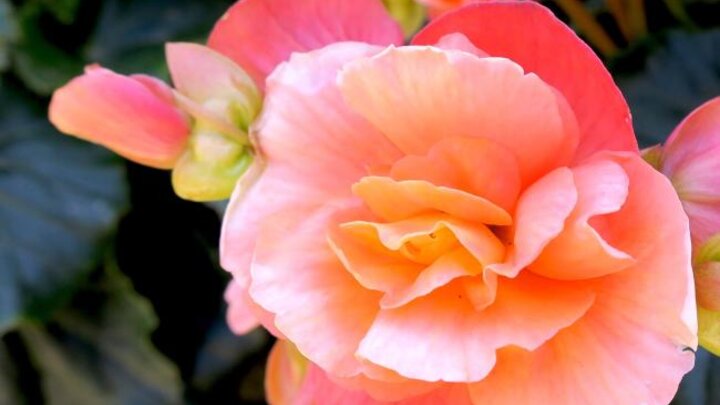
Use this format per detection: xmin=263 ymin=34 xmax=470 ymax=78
xmin=0 ymin=0 xmax=720 ymax=403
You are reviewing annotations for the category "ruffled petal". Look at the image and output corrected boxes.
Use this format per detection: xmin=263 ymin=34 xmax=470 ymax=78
xmin=356 ymin=273 xmax=594 ymax=382
xmin=339 ymin=46 xmax=579 ymax=185
xmin=49 ymin=66 xmax=189 ymax=169
xmin=529 ymin=159 xmax=634 ymax=280
xmin=208 ymin=0 xmax=403 ymax=86
xmin=250 ymin=204 xmax=381 ymax=377
xmin=413 ymin=2 xmax=637 ymax=161
xmin=489 ymin=167 xmax=577 ymax=278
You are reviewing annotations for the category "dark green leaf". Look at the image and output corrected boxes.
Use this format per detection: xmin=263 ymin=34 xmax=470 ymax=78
xmin=0 ymin=0 xmax=19 ymax=72
xmin=37 ymin=0 xmax=81 ymax=25
xmin=0 ymin=85 xmax=127 ymax=331
xmin=20 ymin=268 xmax=182 ymax=405
xmin=11 ymin=9 xmax=83 ymax=95
xmin=19 ymin=266 xmax=183 ymax=405
xmin=87 ymin=0 xmax=232 ymax=76
xmin=619 ymin=29 xmax=720 ymax=146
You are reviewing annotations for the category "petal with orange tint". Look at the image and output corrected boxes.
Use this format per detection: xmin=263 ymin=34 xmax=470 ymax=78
xmin=339 ymin=46 xmax=579 ymax=184
xmin=468 ymin=310 xmax=694 ymax=405
xmin=489 ymin=167 xmax=577 ymax=278
xmin=208 ymin=0 xmax=403 ymax=87
xmin=529 ymin=159 xmax=634 ymax=280
xmin=49 ymin=66 xmax=189 ymax=169
xmin=590 ymin=153 xmax=697 ymax=347
xmin=328 ymin=224 xmax=422 ymax=294
xmin=221 ymin=42 xmax=402 ymax=288
xmin=342 ymin=214 xmax=504 ymax=265
xmin=413 ymin=2 xmax=638 ymax=161
xmin=390 ymin=136 xmax=521 ymax=213
xmin=265 ymin=341 xmax=308 ymax=405
xmin=357 ymin=273 xmax=594 ymax=382
xmin=249 ymin=204 xmax=382 ymax=377
xmin=353 ymin=177 xmax=512 ymax=224
xmin=258 ymin=43 xmax=402 ymax=193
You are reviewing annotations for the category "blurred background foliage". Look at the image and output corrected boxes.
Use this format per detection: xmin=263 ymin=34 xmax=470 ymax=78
xmin=0 ymin=0 xmax=719 ymax=404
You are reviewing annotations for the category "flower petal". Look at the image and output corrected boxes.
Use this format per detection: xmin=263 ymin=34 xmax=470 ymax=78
xmin=468 ymin=311 xmax=694 ymax=405
xmin=224 ymin=280 xmax=260 ymax=335
xmin=249 ymin=203 xmax=381 ymax=376
xmin=529 ymin=159 xmax=634 ymax=280
xmin=489 ymin=167 xmax=577 ymax=278
xmin=49 ymin=66 xmax=189 ymax=169
xmin=413 ymin=1 xmax=637 ymax=161
xmin=208 ymin=0 xmax=403 ymax=87
xmin=353 ymin=177 xmax=512 ymax=224
xmin=356 ymin=273 xmax=595 ymax=382
xmin=339 ymin=46 xmax=579 ymax=185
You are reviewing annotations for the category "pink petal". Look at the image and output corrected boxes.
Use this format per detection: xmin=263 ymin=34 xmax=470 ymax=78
xmin=468 ymin=311 xmax=694 ymax=404
xmin=339 ymin=46 xmax=579 ymax=185
xmin=356 ymin=273 xmax=595 ymax=382
xmin=529 ymin=159 xmax=635 ymax=280
xmin=220 ymin=42 xmax=401 ymax=288
xmin=389 ymin=136 xmax=521 ymax=213
xmin=662 ymin=97 xmax=720 ymax=244
xmin=489 ymin=167 xmax=577 ymax=278
xmin=224 ymin=280 xmax=260 ymax=335
xmin=249 ymin=203 xmax=381 ymax=377
xmin=208 ymin=0 xmax=403 ymax=87
xmin=49 ymin=66 xmax=189 ymax=169
xmin=413 ymin=2 xmax=638 ymax=161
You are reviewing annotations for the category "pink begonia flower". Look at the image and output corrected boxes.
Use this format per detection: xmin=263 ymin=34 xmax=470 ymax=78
xmin=222 ymin=1 xmax=697 ymax=404
xmin=645 ymin=97 xmax=720 ymax=356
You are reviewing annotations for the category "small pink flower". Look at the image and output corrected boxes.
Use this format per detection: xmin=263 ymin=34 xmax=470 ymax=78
xmin=222 ymin=1 xmax=697 ymax=403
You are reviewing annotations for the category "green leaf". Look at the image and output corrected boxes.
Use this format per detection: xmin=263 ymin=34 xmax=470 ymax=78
xmin=10 ymin=8 xmax=83 ymax=95
xmin=19 ymin=266 xmax=184 ymax=405
xmin=0 ymin=84 xmax=127 ymax=331
xmin=87 ymin=0 xmax=232 ymax=76
xmin=37 ymin=0 xmax=81 ymax=25
xmin=619 ymin=29 xmax=720 ymax=146
xmin=0 ymin=0 xmax=19 ymax=72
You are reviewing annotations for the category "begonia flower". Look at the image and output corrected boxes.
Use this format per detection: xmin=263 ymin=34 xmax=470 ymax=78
xmin=222 ymin=1 xmax=697 ymax=404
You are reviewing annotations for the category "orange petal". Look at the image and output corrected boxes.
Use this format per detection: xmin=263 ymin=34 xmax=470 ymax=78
xmin=390 ymin=136 xmax=521 ymax=213
xmin=265 ymin=340 xmax=308 ymax=405
xmin=468 ymin=309 xmax=694 ymax=405
xmin=353 ymin=176 xmax=511 ymax=224
xmin=489 ymin=167 xmax=577 ymax=278
xmin=413 ymin=2 xmax=638 ymax=161
xmin=529 ymin=159 xmax=634 ymax=280
xmin=339 ymin=46 xmax=579 ymax=185
xmin=356 ymin=273 xmax=594 ymax=382
xmin=49 ymin=66 xmax=189 ymax=169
